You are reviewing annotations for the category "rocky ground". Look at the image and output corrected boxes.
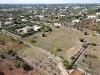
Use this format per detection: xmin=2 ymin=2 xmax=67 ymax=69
xmin=0 ymin=48 xmax=48 ymax=75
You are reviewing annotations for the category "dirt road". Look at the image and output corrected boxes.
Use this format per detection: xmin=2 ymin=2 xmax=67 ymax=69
xmin=57 ymin=62 xmax=69 ymax=75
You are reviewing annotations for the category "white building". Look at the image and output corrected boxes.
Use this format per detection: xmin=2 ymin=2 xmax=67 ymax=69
xmin=21 ymin=19 xmax=27 ymax=22
xmin=35 ymin=15 xmax=44 ymax=19
xmin=59 ymin=14 xmax=66 ymax=17
xmin=96 ymin=12 xmax=100 ymax=15
xmin=4 ymin=21 xmax=12 ymax=25
xmin=87 ymin=15 xmax=97 ymax=19
xmin=0 ymin=21 xmax=1 ymax=28
xmin=54 ymin=23 xmax=61 ymax=27
xmin=8 ymin=17 xmax=13 ymax=20
xmin=17 ymin=25 xmax=42 ymax=34
xmin=72 ymin=19 xmax=80 ymax=26
xmin=17 ymin=26 xmax=31 ymax=34
xmin=72 ymin=19 xmax=80 ymax=23
xmin=21 ymin=16 xmax=24 ymax=18
xmin=96 ymin=19 xmax=100 ymax=22
xmin=32 ymin=25 xmax=41 ymax=31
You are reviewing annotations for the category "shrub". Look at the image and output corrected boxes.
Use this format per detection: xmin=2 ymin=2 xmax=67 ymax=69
xmin=89 ymin=43 xmax=97 ymax=46
xmin=21 ymin=63 xmax=33 ymax=71
xmin=0 ymin=54 xmax=5 ymax=59
xmin=15 ymin=60 xmax=33 ymax=71
xmin=42 ymin=26 xmax=52 ymax=32
xmin=56 ymin=47 xmax=63 ymax=51
xmin=84 ymin=31 xmax=88 ymax=35
xmin=79 ymin=38 xmax=86 ymax=42
xmin=0 ymin=40 xmax=5 ymax=45
xmin=15 ymin=60 xmax=22 ymax=68
xmin=31 ymin=40 xmax=37 ymax=43
xmin=0 ymin=71 xmax=4 ymax=75
xmin=62 ymin=60 xmax=74 ymax=69
xmin=42 ymin=33 xmax=46 ymax=37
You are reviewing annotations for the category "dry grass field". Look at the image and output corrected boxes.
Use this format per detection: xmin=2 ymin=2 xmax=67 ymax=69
xmin=25 ymin=26 xmax=100 ymax=59
xmin=25 ymin=27 xmax=84 ymax=58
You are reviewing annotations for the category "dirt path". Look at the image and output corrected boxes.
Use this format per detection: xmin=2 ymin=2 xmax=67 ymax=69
xmin=57 ymin=62 xmax=69 ymax=75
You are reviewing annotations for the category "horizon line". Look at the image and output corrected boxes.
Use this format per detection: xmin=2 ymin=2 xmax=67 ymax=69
xmin=0 ymin=3 xmax=100 ymax=4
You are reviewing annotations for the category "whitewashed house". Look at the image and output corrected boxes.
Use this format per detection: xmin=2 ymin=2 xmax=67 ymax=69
xmin=96 ymin=19 xmax=100 ymax=22
xmin=21 ymin=18 xmax=27 ymax=22
xmin=35 ymin=15 xmax=44 ymax=19
xmin=21 ymin=16 xmax=24 ymax=18
xmin=72 ymin=19 xmax=80 ymax=26
xmin=4 ymin=21 xmax=12 ymax=25
xmin=96 ymin=12 xmax=100 ymax=15
xmin=72 ymin=19 xmax=80 ymax=23
xmin=87 ymin=15 xmax=97 ymax=19
xmin=16 ymin=26 xmax=31 ymax=34
xmin=0 ymin=21 xmax=1 ymax=28
xmin=8 ymin=17 xmax=13 ymax=20
xmin=32 ymin=25 xmax=42 ymax=31
xmin=54 ymin=23 xmax=61 ymax=27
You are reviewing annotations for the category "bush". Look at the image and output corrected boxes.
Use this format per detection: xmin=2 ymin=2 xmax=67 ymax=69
xmin=0 ymin=54 xmax=5 ymax=59
xmin=31 ymin=40 xmax=37 ymax=43
xmin=0 ymin=71 xmax=4 ymax=75
xmin=0 ymin=40 xmax=5 ymax=45
xmin=56 ymin=47 xmax=63 ymax=51
xmin=21 ymin=63 xmax=33 ymax=71
xmin=42 ymin=26 xmax=52 ymax=32
xmin=15 ymin=60 xmax=22 ymax=68
xmin=79 ymin=38 xmax=86 ymax=42
xmin=15 ymin=60 xmax=33 ymax=71
xmin=84 ymin=31 xmax=89 ymax=35
xmin=62 ymin=60 xmax=74 ymax=69
xmin=89 ymin=43 xmax=97 ymax=46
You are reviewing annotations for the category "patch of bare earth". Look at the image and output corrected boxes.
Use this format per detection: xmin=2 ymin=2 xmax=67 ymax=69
xmin=0 ymin=59 xmax=47 ymax=75
xmin=0 ymin=48 xmax=47 ymax=75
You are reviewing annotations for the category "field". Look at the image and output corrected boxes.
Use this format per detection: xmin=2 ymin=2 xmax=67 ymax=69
xmin=25 ymin=27 xmax=84 ymax=59
xmin=25 ymin=26 xmax=100 ymax=60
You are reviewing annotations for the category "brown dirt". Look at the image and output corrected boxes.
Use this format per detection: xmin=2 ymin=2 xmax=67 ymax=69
xmin=0 ymin=48 xmax=47 ymax=75
xmin=0 ymin=59 xmax=47 ymax=75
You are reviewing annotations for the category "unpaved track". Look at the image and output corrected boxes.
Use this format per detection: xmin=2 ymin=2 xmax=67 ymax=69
xmin=57 ymin=62 xmax=69 ymax=75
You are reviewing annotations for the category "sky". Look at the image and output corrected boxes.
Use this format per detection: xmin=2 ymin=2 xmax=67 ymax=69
xmin=0 ymin=0 xmax=100 ymax=4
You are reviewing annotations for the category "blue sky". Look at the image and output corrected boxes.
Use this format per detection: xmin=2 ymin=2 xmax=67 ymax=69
xmin=0 ymin=0 xmax=100 ymax=4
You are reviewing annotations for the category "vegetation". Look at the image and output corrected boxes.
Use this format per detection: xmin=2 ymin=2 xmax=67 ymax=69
xmin=0 ymin=71 xmax=4 ymax=75
xmin=95 ymin=23 xmax=100 ymax=34
xmin=15 ymin=59 xmax=33 ymax=71
xmin=50 ymin=45 xmax=63 ymax=54
xmin=62 ymin=59 xmax=74 ymax=69
xmin=42 ymin=26 xmax=52 ymax=32
xmin=15 ymin=60 xmax=22 ymax=68
xmin=79 ymin=38 xmax=86 ymax=42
